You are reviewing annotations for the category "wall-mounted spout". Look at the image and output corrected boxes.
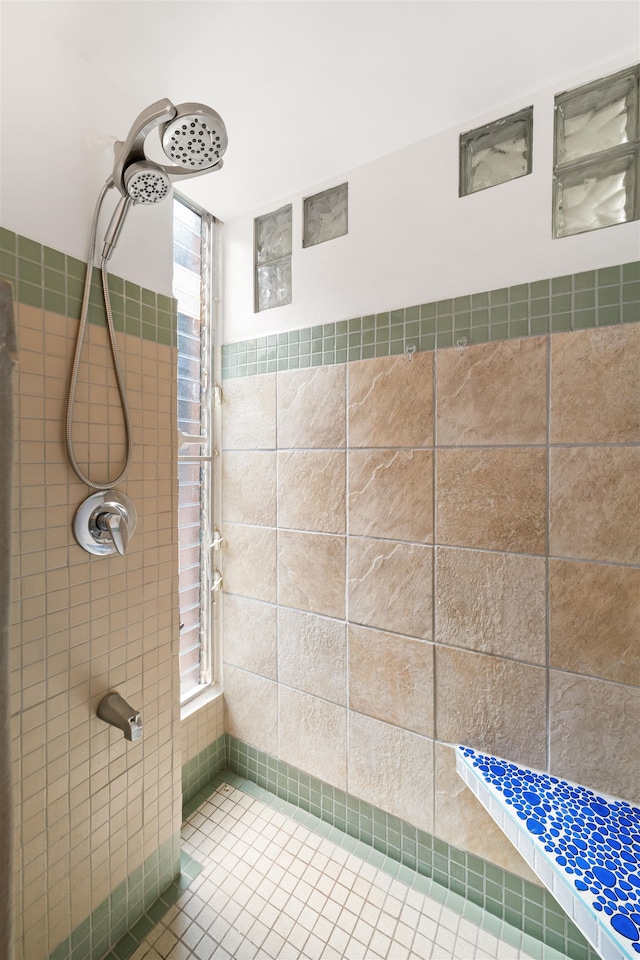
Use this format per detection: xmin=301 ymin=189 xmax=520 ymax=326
xmin=97 ymin=692 xmax=142 ymax=741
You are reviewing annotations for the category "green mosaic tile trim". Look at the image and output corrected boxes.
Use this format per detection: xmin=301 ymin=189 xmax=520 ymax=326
xmin=181 ymin=732 xmax=227 ymax=807
xmin=221 ymin=260 xmax=640 ymax=378
xmin=225 ymin=736 xmax=596 ymax=960
xmin=0 ymin=226 xmax=177 ymax=346
xmin=101 ymin=852 xmax=203 ymax=960
xmin=47 ymin=834 xmax=183 ymax=960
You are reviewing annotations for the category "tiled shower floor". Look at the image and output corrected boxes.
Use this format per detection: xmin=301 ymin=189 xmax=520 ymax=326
xmin=128 ymin=775 xmax=562 ymax=960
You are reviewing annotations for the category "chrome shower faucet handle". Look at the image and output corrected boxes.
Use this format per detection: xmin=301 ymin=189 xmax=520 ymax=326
xmin=73 ymin=490 xmax=137 ymax=557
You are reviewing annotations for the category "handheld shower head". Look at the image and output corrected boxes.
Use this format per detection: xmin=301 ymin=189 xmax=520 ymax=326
xmin=160 ymin=102 xmax=227 ymax=171
xmin=124 ymin=161 xmax=171 ymax=204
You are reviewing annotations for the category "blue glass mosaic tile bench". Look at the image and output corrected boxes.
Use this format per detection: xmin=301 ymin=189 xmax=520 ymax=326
xmin=457 ymin=746 xmax=640 ymax=960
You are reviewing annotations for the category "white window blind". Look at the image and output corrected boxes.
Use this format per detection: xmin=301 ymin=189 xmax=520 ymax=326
xmin=173 ymin=196 xmax=218 ymax=702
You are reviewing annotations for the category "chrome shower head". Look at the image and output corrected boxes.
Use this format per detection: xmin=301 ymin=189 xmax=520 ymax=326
xmin=160 ymin=102 xmax=227 ymax=171
xmin=102 ymin=97 xmax=227 ymax=262
xmin=111 ymin=98 xmax=227 ymax=200
xmin=123 ymin=161 xmax=171 ymax=204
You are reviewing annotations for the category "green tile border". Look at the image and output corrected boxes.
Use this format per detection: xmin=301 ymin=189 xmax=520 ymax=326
xmin=221 ymin=260 xmax=640 ymax=379
xmin=47 ymin=834 xmax=185 ymax=960
xmin=182 ymin=732 xmax=227 ymax=807
xmin=222 ymin=736 xmax=597 ymax=960
xmin=101 ymin=852 xmax=203 ymax=960
xmin=0 ymin=227 xmax=178 ymax=347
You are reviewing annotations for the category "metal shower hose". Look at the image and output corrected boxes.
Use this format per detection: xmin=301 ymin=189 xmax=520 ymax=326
xmin=65 ymin=182 xmax=133 ymax=490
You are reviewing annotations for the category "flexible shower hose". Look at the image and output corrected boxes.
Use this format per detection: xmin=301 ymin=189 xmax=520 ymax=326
xmin=65 ymin=182 xmax=133 ymax=490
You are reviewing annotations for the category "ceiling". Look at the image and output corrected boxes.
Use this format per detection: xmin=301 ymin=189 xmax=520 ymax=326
xmin=6 ymin=1 xmax=640 ymax=220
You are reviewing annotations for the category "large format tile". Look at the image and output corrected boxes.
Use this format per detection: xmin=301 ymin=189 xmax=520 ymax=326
xmin=222 ymin=595 xmax=277 ymax=680
xmin=550 ymin=446 xmax=640 ymax=564
xmin=348 ymin=537 xmax=432 ymax=639
xmin=348 ymin=351 xmax=434 ymax=448
xmin=436 ymin=448 xmax=547 ymax=554
xmin=435 ymin=547 xmax=546 ymax=664
xmin=222 ymin=451 xmax=277 ymax=526
xmin=278 ymin=531 xmax=346 ymax=619
xmin=436 ymin=647 xmax=547 ymax=770
xmin=549 ymin=671 xmax=640 ymax=805
xmin=279 ymin=686 xmax=347 ymax=790
xmin=347 ymin=712 xmax=434 ymax=834
xmin=221 ymin=373 xmax=276 ymax=450
xmin=221 ymin=523 xmax=277 ymax=603
xmin=550 ymin=559 xmax=640 ymax=686
xmin=277 ymin=364 xmax=346 ymax=449
xmin=223 ymin=665 xmax=278 ymax=756
xmin=278 ymin=607 xmax=347 ymax=705
xmin=434 ymin=743 xmax=539 ymax=884
xmin=348 ymin=449 xmax=433 ymax=542
xmin=278 ymin=450 xmax=346 ymax=534
xmin=348 ymin=624 xmax=434 ymax=736
xmin=550 ymin=323 xmax=640 ymax=444
xmin=436 ymin=337 xmax=547 ymax=446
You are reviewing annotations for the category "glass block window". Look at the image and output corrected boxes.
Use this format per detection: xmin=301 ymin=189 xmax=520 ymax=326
xmin=303 ymin=183 xmax=348 ymax=247
xmin=254 ymin=204 xmax=292 ymax=312
xmin=173 ymin=196 xmax=220 ymax=703
xmin=553 ymin=65 xmax=640 ymax=238
xmin=459 ymin=107 xmax=533 ymax=196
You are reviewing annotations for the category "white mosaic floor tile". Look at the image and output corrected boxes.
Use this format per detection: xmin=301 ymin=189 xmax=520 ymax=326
xmin=132 ymin=782 xmax=547 ymax=959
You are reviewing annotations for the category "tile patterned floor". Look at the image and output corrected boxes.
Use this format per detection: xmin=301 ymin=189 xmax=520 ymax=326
xmin=129 ymin=777 xmax=557 ymax=960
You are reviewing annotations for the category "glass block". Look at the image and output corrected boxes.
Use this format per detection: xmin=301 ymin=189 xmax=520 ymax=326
xmin=303 ymin=182 xmax=348 ymax=247
xmin=555 ymin=65 xmax=639 ymax=166
xmin=460 ymin=107 xmax=533 ymax=196
xmin=255 ymin=204 xmax=292 ymax=264
xmin=553 ymin=149 xmax=639 ymax=238
xmin=256 ymin=256 xmax=292 ymax=311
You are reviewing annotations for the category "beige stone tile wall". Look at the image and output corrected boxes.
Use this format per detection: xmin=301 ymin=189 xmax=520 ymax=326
xmin=11 ymin=303 xmax=181 ymax=959
xmin=221 ymin=321 xmax=640 ymax=885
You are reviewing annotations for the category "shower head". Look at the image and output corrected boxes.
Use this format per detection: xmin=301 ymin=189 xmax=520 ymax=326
xmin=102 ymin=97 xmax=227 ymax=261
xmin=124 ymin=161 xmax=171 ymax=204
xmin=160 ymin=102 xmax=227 ymax=172
xmin=111 ymin=97 xmax=227 ymax=200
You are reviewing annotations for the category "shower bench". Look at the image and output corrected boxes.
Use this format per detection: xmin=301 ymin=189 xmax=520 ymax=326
xmin=457 ymin=746 xmax=640 ymax=960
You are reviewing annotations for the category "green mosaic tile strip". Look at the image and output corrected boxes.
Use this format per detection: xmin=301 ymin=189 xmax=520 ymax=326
xmin=221 ymin=260 xmax=640 ymax=378
xmin=102 ymin=852 xmax=203 ymax=960
xmin=181 ymin=732 xmax=227 ymax=807
xmin=48 ymin=834 xmax=184 ymax=960
xmin=0 ymin=227 xmax=177 ymax=346
xmin=224 ymin=736 xmax=597 ymax=960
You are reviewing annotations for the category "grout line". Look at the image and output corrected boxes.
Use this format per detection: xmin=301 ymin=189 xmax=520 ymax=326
xmin=545 ymin=333 xmax=552 ymax=773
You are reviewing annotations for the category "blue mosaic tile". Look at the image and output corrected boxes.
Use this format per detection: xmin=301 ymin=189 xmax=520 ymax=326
xmin=458 ymin=746 xmax=640 ymax=960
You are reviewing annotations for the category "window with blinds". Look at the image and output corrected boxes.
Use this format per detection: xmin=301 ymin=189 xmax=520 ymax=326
xmin=172 ymin=196 xmax=218 ymax=703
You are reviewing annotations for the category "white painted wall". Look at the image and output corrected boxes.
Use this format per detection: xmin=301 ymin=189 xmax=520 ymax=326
xmin=0 ymin=5 xmax=174 ymax=294
xmin=223 ymin=54 xmax=640 ymax=344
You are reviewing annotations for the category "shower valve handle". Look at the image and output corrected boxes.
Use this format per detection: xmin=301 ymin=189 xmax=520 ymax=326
xmin=74 ymin=490 xmax=136 ymax=558
xmin=96 ymin=506 xmax=129 ymax=555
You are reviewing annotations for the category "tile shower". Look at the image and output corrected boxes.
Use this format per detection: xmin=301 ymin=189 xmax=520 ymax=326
xmin=3 ymin=221 xmax=639 ymax=960
xmin=2 ymin=229 xmax=186 ymax=960
xmin=219 ymin=264 xmax=639 ymax=952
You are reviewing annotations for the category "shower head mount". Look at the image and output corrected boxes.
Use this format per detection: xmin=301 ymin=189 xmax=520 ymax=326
xmin=111 ymin=97 xmax=228 ymax=201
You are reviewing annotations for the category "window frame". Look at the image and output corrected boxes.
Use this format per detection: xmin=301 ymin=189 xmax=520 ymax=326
xmin=173 ymin=192 xmax=223 ymax=711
